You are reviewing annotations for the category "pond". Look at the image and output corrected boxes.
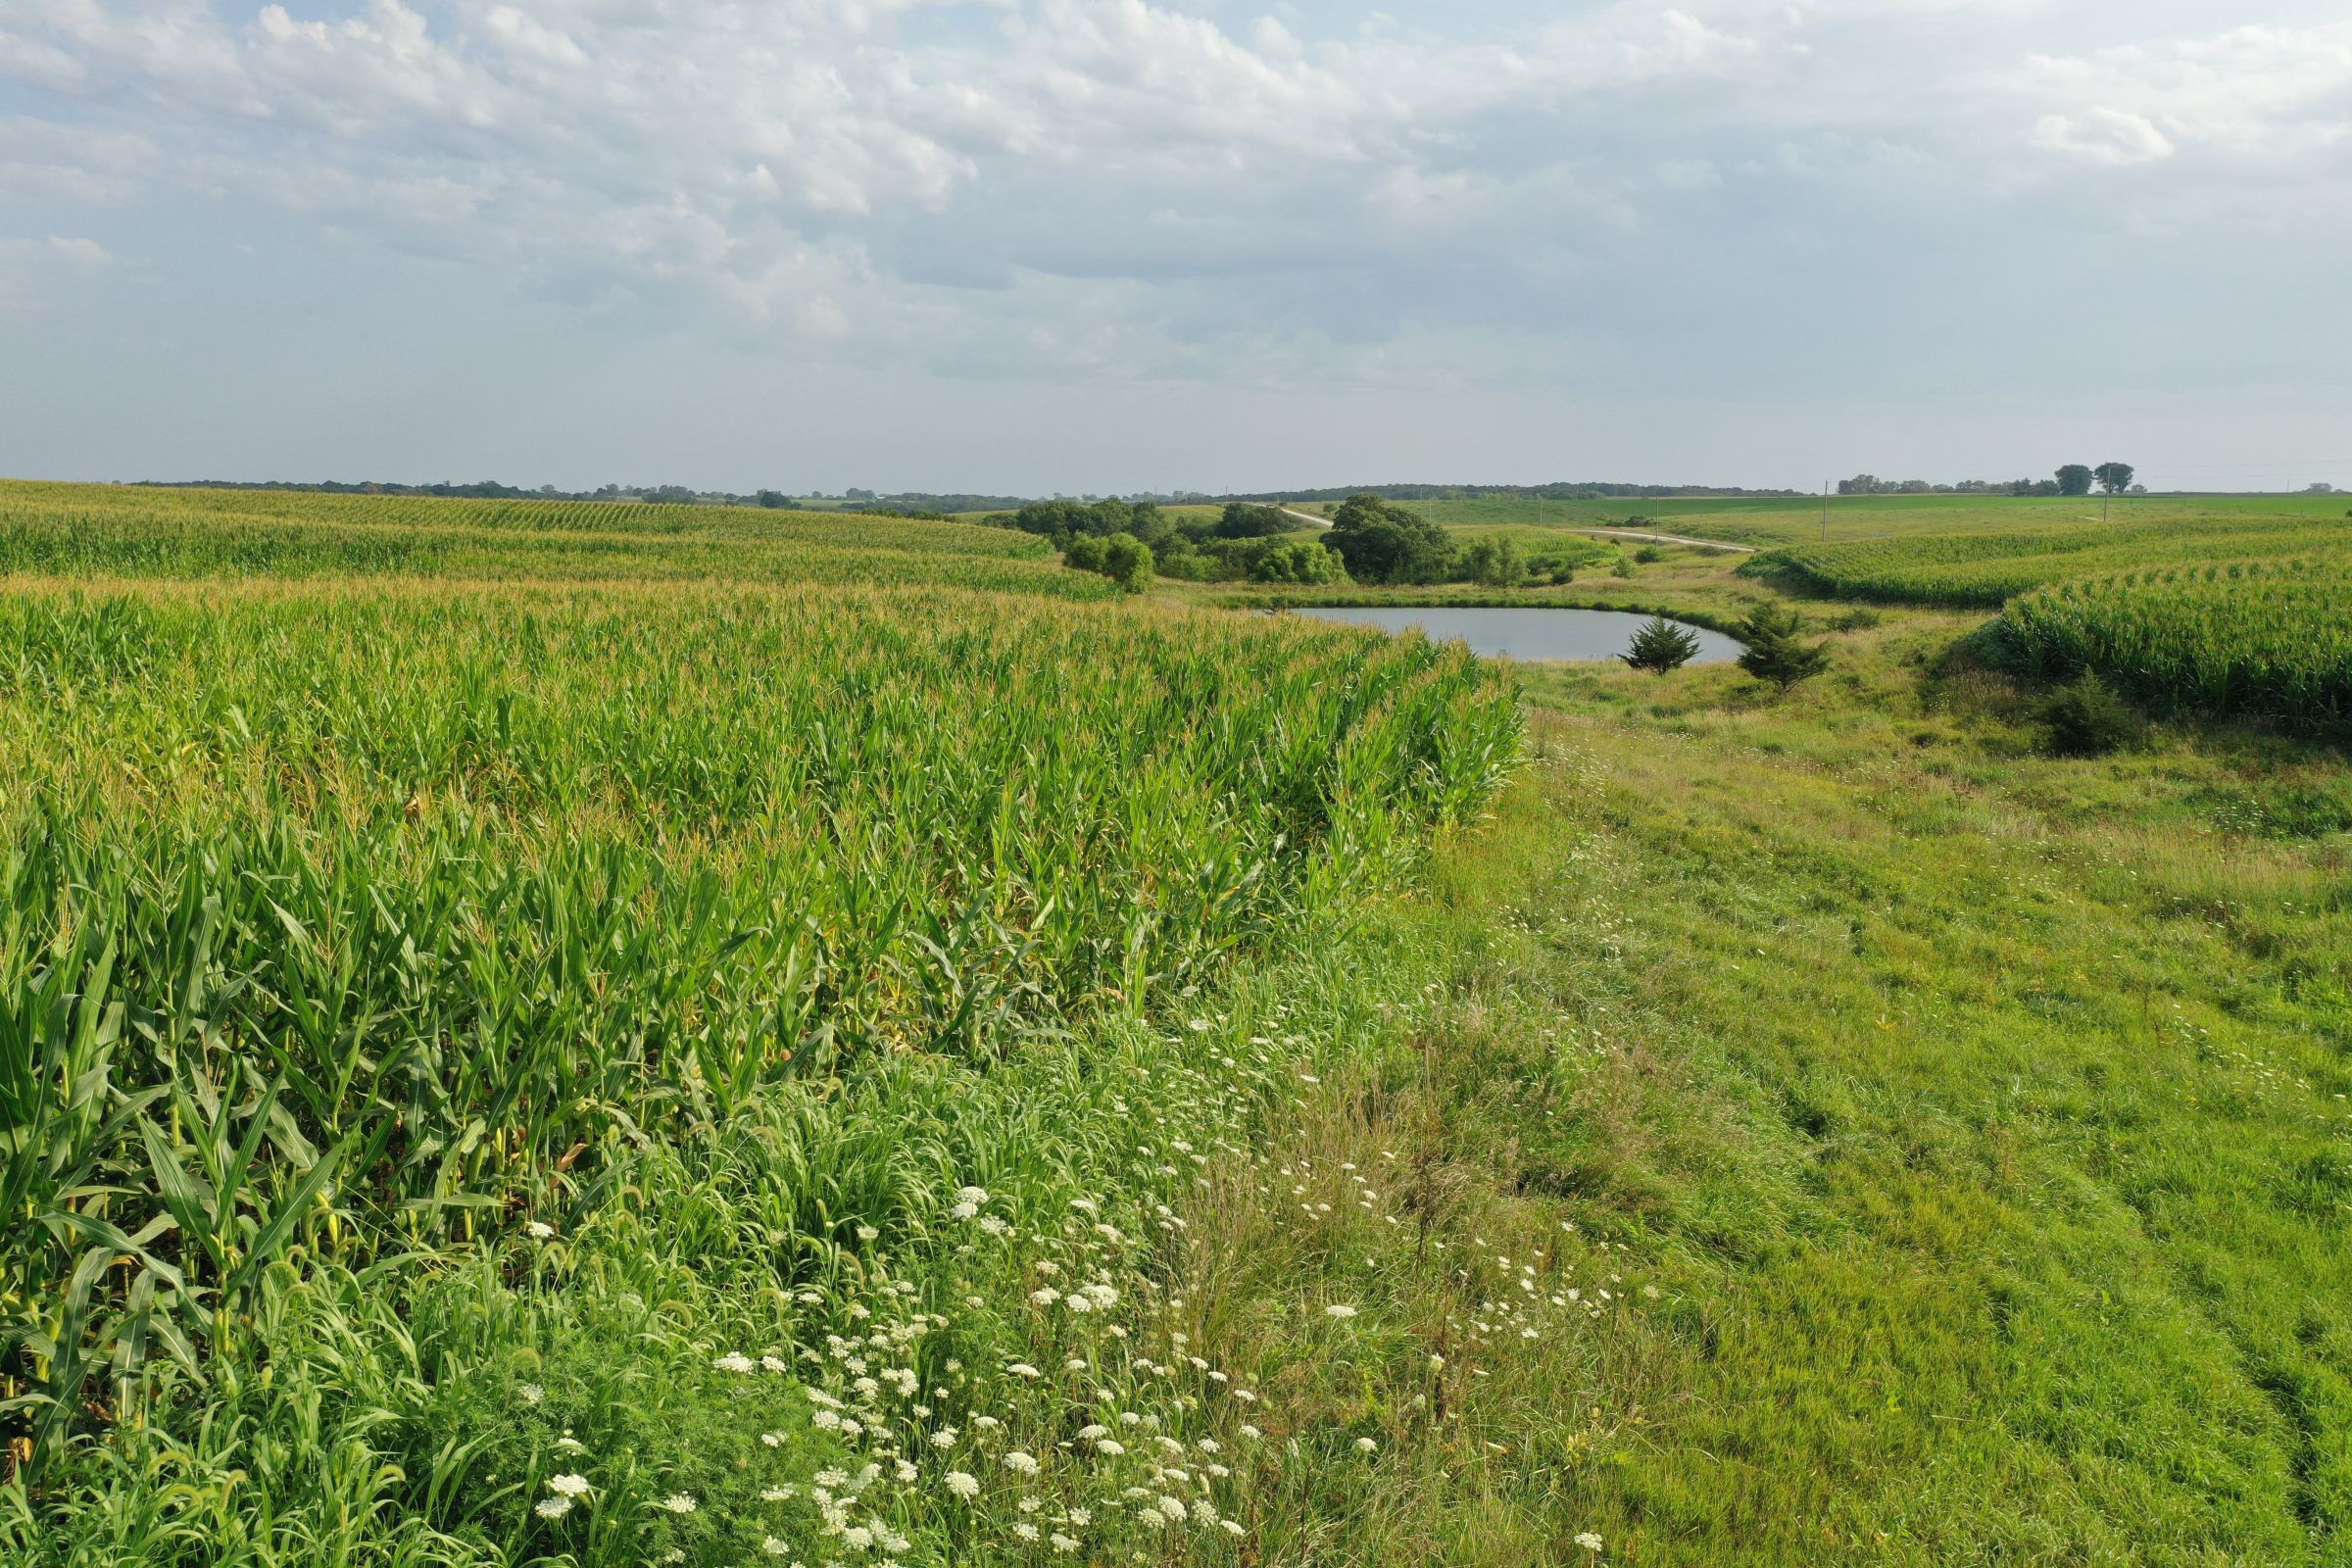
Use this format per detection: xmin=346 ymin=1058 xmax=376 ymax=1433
xmin=1285 ymin=605 xmax=1744 ymax=665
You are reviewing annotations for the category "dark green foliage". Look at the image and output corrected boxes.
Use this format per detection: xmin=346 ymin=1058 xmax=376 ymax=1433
xmin=1216 ymin=504 xmax=1294 ymax=539
xmin=1737 ymin=604 xmax=1831 ymax=693
xmin=1324 ymin=494 xmax=1454 ymax=585
xmin=1249 ymin=539 xmax=1348 ymax=585
xmin=2094 ymin=462 xmax=2135 ymax=496
xmin=1457 ymin=537 xmax=1525 ymax=587
xmin=2039 ymin=670 xmax=2141 ymax=757
xmin=1101 ymin=532 xmax=1153 ymax=594
xmin=1621 ymin=614 xmax=1703 ymax=675
xmin=1062 ymin=535 xmax=1106 ymax=572
xmin=1634 ymin=545 xmax=1665 ymax=564
xmin=2056 ymin=465 xmax=2095 ymax=497
xmin=1009 ymin=498 xmax=1164 ymax=543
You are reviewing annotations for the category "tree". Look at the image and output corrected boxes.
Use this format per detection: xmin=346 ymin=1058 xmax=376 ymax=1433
xmin=1215 ymin=503 xmax=1292 ymax=539
xmin=755 ymin=489 xmax=792 ymax=509
xmin=1458 ymin=537 xmax=1525 ymax=587
xmin=2055 ymin=465 xmax=2095 ymax=497
xmin=1101 ymin=533 xmax=1153 ymax=594
xmin=1324 ymin=493 xmax=1454 ymax=585
xmin=2093 ymin=462 xmax=2134 ymax=495
xmin=1622 ymin=614 xmax=1702 ymax=674
xmin=1248 ymin=539 xmax=1348 ymax=585
xmin=1062 ymin=535 xmax=1106 ymax=572
xmin=1737 ymin=604 xmax=1831 ymax=694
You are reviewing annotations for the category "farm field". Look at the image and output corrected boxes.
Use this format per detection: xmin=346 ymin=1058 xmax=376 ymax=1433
xmin=1404 ymin=489 xmax=2352 ymax=551
xmin=4 ymin=480 xmax=2350 ymax=1567
xmin=0 ymin=481 xmax=1520 ymax=1566
xmin=1712 ymin=494 xmax=2352 ymax=733
xmin=0 ymin=480 xmax=1100 ymax=598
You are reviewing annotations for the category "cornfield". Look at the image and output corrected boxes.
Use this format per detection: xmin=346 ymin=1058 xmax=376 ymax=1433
xmin=1996 ymin=557 xmax=2352 ymax=732
xmin=0 ymin=479 xmax=1095 ymax=597
xmin=0 ymin=484 xmax=1522 ymax=1562
xmin=1741 ymin=513 xmax=2351 ymax=608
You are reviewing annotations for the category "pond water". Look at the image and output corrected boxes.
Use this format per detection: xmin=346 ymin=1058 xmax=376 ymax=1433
xmin=1286 ymin=605 xmax=1744 ymax=665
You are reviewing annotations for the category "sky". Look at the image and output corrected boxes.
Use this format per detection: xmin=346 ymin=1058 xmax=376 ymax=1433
xmin=3 ymin=0 xmax=2349 ymax=495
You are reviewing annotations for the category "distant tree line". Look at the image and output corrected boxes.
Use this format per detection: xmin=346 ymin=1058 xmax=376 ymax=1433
xmin=1839 ymin=464 xmax=2139 ymax=499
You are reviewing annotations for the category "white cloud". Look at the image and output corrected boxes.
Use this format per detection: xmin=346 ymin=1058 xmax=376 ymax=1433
xmin=2030 ymin=108 xmax=2176 ymax=166
xmin=1 ymin=1 xmax=2349 ymax=389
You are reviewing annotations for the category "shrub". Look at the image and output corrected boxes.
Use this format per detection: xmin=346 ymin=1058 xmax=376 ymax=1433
xmin=1249 ymin=539 xmax=1348 ymax=585
xmin=1101 ymin=532 xmax=1153 ymax=594
xmin=2039 ymin=670 xmax=2141 ymax=757
xmin=1634 ymin=545 xmax=1665 ymax=564
xmin=1458 ymin=538 xmax=1526 ymax=588
xmin=1063 ymin=535 xmax=1106 ymax=572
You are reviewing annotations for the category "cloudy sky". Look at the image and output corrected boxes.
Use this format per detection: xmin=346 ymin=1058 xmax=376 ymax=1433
xmin=4 ymin=1 xmax=2348 ymax=493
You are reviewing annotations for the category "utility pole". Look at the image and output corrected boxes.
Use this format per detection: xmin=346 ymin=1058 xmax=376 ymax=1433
xmin=1822 ymin=481 xmax=1830 ymax=543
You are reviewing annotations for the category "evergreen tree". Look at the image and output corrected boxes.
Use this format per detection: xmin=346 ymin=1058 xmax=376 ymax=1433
xmin=1737 ymin=604 xmax=1831 ymax=694
xmin=1622 ymin=614 xmax=1702 ymax=674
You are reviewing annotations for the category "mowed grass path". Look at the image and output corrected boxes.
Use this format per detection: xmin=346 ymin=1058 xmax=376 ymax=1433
xmin=1433 ymin=640 xmax=2351 ymax=1562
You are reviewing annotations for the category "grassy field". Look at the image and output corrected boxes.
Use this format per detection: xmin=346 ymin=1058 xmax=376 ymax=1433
xmin=5 ymin=480 xmax=2348 ymax=1565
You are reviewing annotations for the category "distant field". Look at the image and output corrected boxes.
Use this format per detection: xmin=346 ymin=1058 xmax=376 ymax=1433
xmin=0 ymin=480 xmax=1100 ymax=597
xmin=1740 ymin=506 xmax=2352 ymax=609
xmin=1411 ymin=490 xmax=2351 ymax=549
